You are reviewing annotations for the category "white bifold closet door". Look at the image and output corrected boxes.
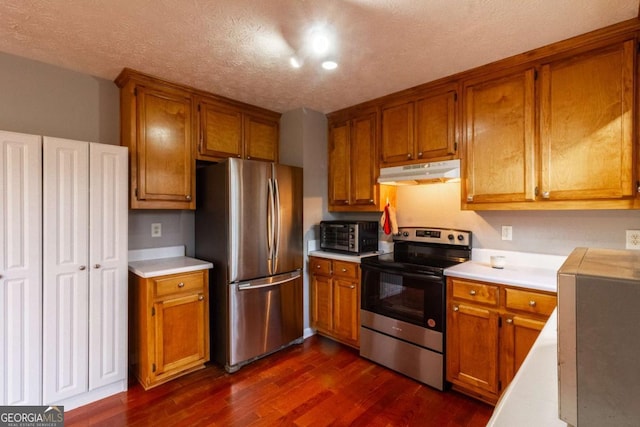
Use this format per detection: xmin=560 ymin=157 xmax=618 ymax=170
xmin=0 ymin=131 xmax=42 ymax=405
xmin=42 ymin=137 xmax=127 ymax=404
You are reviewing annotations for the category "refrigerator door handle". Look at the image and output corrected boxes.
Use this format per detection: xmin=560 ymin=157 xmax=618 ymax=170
xmin=273 ymin=178 xmax=281 ymax=273
xmin=237 ymin=270 xmax=302 ymax=290
xmin=267 ymin=178 xmax=275 ymax=276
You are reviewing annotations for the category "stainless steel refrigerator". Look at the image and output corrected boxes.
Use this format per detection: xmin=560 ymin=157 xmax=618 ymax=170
xmin=195 ymin=158 xmax=303 ymax=373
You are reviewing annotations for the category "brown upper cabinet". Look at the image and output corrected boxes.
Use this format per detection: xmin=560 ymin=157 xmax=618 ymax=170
xmin=463 ymin=68 xmax=536 ymax=205
xmin=116 ymin=70 xmax=195 ymax=210
xmin=328 ymin=109 xmax=395 ymax=212
xmin=463 ymin=36 xmax=636 ymax=209
xmin=116 ymin=68 xmax=280 ymax=209
xmin=195 ymin=96 xmax=279 ymax=163
xmin=381 ymin=86 xmax=458 ymax=166
xmin=538 ymin=39 xmax=634 ymax=202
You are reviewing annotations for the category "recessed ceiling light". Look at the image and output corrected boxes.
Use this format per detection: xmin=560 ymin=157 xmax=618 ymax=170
xmin=312 ymin=34 xmax=330 ymax=55
xmin=322 ymin=61 xmax=338 ymax=70
xmin=290 ymin=57 xmax=302 ymax=68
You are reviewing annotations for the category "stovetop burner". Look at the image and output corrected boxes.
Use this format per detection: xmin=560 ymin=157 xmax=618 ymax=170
xmin=362 ymin=227 xmax=472 ymax=273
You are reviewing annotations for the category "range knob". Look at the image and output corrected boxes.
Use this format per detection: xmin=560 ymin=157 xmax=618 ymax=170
xmin=402 ymin=231 xmax=409 ymax=237
xmin=457 ymin=234 xmax=465 ymax=241
xmin=448 ymin=234 xmax=454 ymax=240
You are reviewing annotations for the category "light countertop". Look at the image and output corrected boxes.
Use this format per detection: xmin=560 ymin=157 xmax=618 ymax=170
xmin=444 ymin=248 xmax=567 ymax=292
xmin=128 ymin=245 xmax=213 ymax=278
xmin=308 ymin=250 xmax=381 ymax=263
xmin=487 ymin=309 xmax=567 ymax=427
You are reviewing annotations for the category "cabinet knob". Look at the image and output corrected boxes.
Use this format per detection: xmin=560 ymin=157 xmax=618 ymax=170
xmin=0 ymin=274 xmax=3 ymax=279
xmin=349 ymin=285 xmax=355 ymax=289
xmin=185 ymin=195 xmax=192 ymax=201
xmin=469 ymin=289 xmax=477 ymax=296
xmin=341 ymin=268 xmax=347 ymax=272
xmin=94 ymin=264 xmax=101 ymax=269
xmin=198 ymin=295 xmax=204 ymax=301
xmin=453 ymin=305 xmax=459 ymax=312
xmin=369 ymin=199 xmax=374 ymax=203
xmin=506 ymin=318 xmax=513 ymax=324
xmin=467 ymin=195 xmax=474 ymax=202
xmin=178 ymin=282 xmax=185 ymax=288
xmin=345 ymin=201 xmax=350 ymax=205
xmin=418 ymin=152 xmax=423 ymax=157
xmin=79 ymin=265 xmax=86 ymax=271
xmin=529 ymin=300 xmax=537 ymax=307
xmin=407 ymin=153 xmax=412 ymax=158
xmin=247 ymin=156 xmax=251 ymax=160
xmin=542 ymin=191 xmax=550 ymax=199
xmin=237 ymin=154 xmax=241 ymax=158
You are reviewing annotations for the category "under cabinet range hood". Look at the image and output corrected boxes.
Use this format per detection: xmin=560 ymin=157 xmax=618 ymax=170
xmin=378 ymin=159 xmax=460 ymax=185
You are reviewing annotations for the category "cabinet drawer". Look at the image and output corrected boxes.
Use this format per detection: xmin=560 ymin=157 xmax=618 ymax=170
xmin=451 ymin=279 xmax=499 ymax=306
xmin=505 ymin=288 xmax=556 ymax=316
xmin=332 ymin=260 xmax=359 ymax=279
xmin=154 ymin=271 xmax=204 ymax=298
xmin=310 ymin=257 xmax=332 ymax=275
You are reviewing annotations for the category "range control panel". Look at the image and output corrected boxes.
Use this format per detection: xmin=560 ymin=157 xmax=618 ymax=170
xmin=393 ymin=227 xmax=472 ymax=247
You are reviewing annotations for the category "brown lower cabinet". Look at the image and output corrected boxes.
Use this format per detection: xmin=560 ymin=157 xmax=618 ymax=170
xmin=129 ymin=269 xmax=210 ymax=390
xmin=446 ymin=276 xmax=556 ymax=404
xmin=309 ymin=256 xmax=360 ymax=348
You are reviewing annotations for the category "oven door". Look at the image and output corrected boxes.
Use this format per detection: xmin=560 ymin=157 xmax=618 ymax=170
xmin=360 ymin=263 xmax=444 ymax=332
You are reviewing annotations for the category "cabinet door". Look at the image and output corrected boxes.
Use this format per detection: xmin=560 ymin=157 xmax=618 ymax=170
xmin=154 ymin=293 xmax=207 ymax=376
xmin=0 ymin=131 xmax=42 ymax=405
xmin=244 ymin=114 xmax=279 ymax=162
xmin=350 ymin=112 xmax=377 ymax=207
xmin=501 ymin=315 xmax=546 ymax=387
xmin=135 ymin=85 xmax=194 ymax=208
xmin=333 ymin=278 xmax=359 ymax=344
xmin=43 ymin=137 xmax=90 ymax=404
xmin=416 ymin=90 xmax=457 ymax=160
xmin=381 ymin=102 xmax=414 ymax=164
xmin=310 ymin=273 xmax=333 ymax=333
xmin=540 ymin=40 xmax=634 ymax=200
xmin=88 ymin=143 xmax=128 ymax=390
xmin=328 ymin=121 xmax=351 ymax=207
xmin=447 ymin=302 xmax=500 ymax=397
xmin=464 ymin=69 xmax=536 ymax=204
xmin=197 ymin=99 xmax=243 ymax=161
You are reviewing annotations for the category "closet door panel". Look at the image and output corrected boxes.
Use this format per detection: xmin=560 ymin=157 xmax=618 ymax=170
xmin=88 ymin=143 xmax=128 ymax=390
xmin=0 ymin=131 xmax=42 ymax=405
xmin=43 ymin=137 xmax=89 ymax=404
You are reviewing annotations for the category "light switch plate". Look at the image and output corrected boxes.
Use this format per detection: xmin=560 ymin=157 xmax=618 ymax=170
xmin=501 ymin=225 xmax=513 ymax=241
xmin=151 ymin=223 xmax=162 ymax=238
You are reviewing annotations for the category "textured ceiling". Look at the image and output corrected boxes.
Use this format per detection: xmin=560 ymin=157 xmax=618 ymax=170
xmin=0 ymin=0 xmax=638 ymax=114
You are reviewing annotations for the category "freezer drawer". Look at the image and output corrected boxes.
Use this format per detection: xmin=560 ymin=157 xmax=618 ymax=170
xmin=227 ymin=271 xmax=303 ymax=371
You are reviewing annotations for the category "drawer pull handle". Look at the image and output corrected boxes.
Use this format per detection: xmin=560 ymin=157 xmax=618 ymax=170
xmin=453 ymin=305 xmax=459 ymax=312
xmin=198 ymin=295 xmax=204 ymax=301
xmin=469 ymin=289 xmax=477 ymax=296
xmin=529 ymin=300 xmax=537 ymax=307
xmin=341 ymin=268 xmax=347 ymax=272
xmin=178 ymin=282 xmax=185 ymax=288
xmin=506 ymin=318 xmax=513 ymax=324
xmin=94 ymin=264 xmax=101 ymax=269
xmin=316 ymin=265 xmax=321 ymax=269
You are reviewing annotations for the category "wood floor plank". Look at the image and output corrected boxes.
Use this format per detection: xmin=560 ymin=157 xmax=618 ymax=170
xmin=66 ymin=335 xmax=493 ymax=426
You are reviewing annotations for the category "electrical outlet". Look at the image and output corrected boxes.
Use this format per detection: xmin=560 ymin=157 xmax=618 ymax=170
xmin=501 ymin=225 xmax=513 ymax=241
xmin=151 ymin=223 xmax=162 ymax=238
xmin=626 ymin=230 xmax=640 ymax=249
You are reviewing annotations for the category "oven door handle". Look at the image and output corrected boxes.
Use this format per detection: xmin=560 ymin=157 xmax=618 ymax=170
xmin=361 ymin=263 xmax=442 ymax=280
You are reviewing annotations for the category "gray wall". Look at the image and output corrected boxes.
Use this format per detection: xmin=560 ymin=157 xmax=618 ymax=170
xmin=397 ymin=183 xmax=640 ymax=256
xmin=0 ymin=51 xmax=195 ymax=256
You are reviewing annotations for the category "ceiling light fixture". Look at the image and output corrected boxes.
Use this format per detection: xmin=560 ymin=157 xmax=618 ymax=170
xmin=290 ymin=56 xmax=302 ymax=68
xmin=322 ymin=60 xmax=338 ymax=70
xmin=312 ymin=34 xmax=330 ymax=55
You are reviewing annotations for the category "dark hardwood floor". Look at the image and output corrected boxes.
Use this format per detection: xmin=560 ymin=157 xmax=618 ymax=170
xmin=66 ymin=335 xmax=493 ymax=426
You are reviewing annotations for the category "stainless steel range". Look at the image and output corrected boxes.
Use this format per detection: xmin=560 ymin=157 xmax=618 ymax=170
xmin=359 ymin=227 xmax=471 ymax=390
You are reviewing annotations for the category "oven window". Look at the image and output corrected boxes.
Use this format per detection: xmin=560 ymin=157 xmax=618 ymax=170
xmin=361 ymin=266 xmax=444 ymax=331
